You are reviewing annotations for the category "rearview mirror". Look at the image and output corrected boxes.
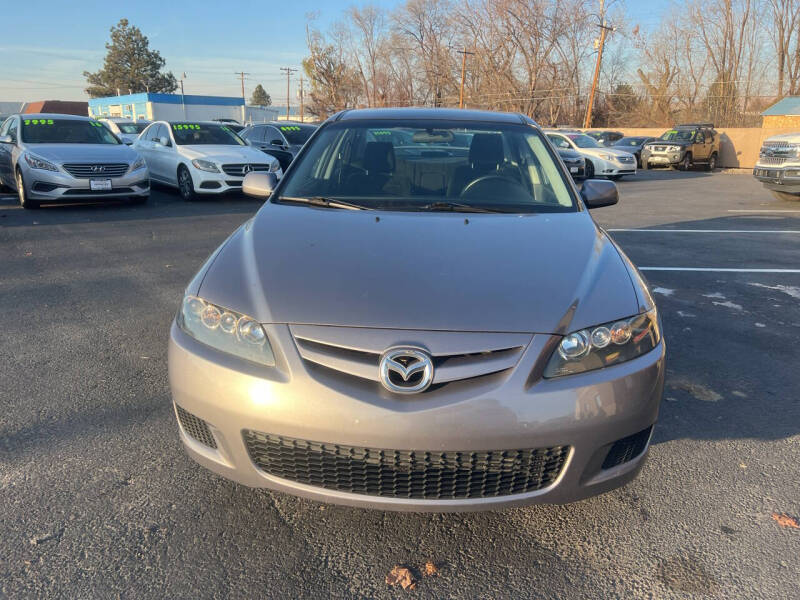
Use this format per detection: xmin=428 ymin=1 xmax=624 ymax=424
xmin=242 ymin=172 xmax=278 ymax=198
xmin=580 ymin=179 xmax=618 ymax=209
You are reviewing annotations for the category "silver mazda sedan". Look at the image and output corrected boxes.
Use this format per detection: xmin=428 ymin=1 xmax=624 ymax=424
xmin=0 ymin=113 xmax=149 ymax=208
xmin=169 ymin=108 xmax=665 ymax=511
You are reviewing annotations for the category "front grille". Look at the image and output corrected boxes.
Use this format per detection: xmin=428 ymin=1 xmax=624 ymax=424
xmin=651 ymin=145 xmax=667 ymax=152
xmin=62 ymin=163 xmax=130 ymax=178
xmin=763 ymin=141 xmax=793 ymax=149
xmin=221 ymin=163 xmax=273 ymax=177
xmin=758 ymin=155 xmax=789 ymax=166
xmin=176 ymin=405 xmax=217 ymax=449
xmin=618 ymin=155 xmax=635 ymax=163
xmin=244 ymin=431 xmax=569 ymax=499
xmin=602 ymin=426 xmax=652 ymax=469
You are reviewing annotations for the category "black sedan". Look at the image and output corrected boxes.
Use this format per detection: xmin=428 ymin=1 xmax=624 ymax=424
xmin=558 ymin=148 xmax=586 ymax=179
xmin=611 ymin=136 xmax=657 ymax=168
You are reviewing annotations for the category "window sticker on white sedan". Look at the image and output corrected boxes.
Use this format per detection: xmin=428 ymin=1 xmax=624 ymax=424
xmin=280 ymin=126 xmax=301 ymax=131
xmin=172 ymin=124 xmax=202 ymax=130
xmin=23 ymin=119 xmax=55 ymax=125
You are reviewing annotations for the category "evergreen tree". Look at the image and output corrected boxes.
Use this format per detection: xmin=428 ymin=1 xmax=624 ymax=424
xmin=83 ymin=19 xmax=177 ymax=98
xmin=250 ymin=84 xmax=271 ymax=106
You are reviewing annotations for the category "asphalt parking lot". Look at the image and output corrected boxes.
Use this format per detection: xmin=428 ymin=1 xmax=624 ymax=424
xmin=1 ymin=171 xmax=798 ymax=599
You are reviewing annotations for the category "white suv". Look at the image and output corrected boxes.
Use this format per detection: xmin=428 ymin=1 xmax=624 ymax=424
xmin=134 ymin=121 xmax=281 ymax=201
xmin=753 ymin=134 xmax=800 ymax=201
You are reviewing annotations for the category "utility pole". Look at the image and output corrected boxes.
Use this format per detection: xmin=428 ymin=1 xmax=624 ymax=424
xmin=457 ymin=48 xmax=475 ymax=109
xmin=235 ymin=71 xmax=250 ymax=124
xmin=234 ymin=71 xmax=250 ymax=101
xmin=584 ymin=0 xmax=614 ymax=129
xmin=299 ymin=76 xmax=305 ymax=122
xmin=179 ymin=72 xmax=187 ymax=119
xmin=280 ymin=67 xmax=297 ymax=120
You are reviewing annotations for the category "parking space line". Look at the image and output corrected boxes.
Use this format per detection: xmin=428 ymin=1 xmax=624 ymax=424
xmin=609 ymin=229 xmax=800 ymax=233
xmin=640 ymin=267 xmax=800 ymax=273
xmin=727 ymin=209 xmax=800 ymax=213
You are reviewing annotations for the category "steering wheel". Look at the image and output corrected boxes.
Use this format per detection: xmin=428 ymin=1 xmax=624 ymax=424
xmin=459 ymin=175 xmax=530 ymax=203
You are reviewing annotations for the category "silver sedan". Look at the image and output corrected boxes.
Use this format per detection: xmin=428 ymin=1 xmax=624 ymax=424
xmin=0 ymin=113 xmax=149 ymax=209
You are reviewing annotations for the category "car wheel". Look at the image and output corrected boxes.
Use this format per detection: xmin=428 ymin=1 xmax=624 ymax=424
xmin=706 ymin=153 xmax=717 ymax=171
xmin=178 ymin=165 xmax=197 ymax=201
xmin=585 ymin=160 xmax=595 ymax=179
xmin=771 ymin=190 xmax=800 ymax=202
xmin=16 ymin=169 xmax=40 ymax=209
xmin=679 ymin=153 xmax=692 ymax=171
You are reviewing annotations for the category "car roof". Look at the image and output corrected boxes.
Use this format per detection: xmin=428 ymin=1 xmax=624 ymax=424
xmin=333 ymin=107 xmax=538 ymax=126
xmin=15 ymin=113 xmax=92 ymax=121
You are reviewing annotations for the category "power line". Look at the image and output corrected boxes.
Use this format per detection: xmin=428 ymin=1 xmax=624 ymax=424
xmin=280 ymin=67 xmax=298 ymax=119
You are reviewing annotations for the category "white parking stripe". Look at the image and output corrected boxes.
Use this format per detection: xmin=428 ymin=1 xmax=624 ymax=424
xmin=727 ymin=209 xmax=800 ymax=213
xmin=640 ymin=267 xmax=800 ymax=273
xmin=609 ymin=229 xmax=800 ymax=233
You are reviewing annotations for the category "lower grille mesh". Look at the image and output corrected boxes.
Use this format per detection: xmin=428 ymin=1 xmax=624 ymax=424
xmin=244 ymin=431 xmax=569 ymax=500
xmin=176 ymin=405 xmax=217 ymax=449
xmin=602 ymin=426 xmax=652 ymax=470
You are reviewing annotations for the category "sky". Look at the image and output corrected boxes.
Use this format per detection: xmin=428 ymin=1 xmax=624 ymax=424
xmin=0 ymin=0 xmax=672 ymax=106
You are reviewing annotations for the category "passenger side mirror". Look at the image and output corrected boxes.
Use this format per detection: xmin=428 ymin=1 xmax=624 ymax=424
xmin=270 ymin=139 xmax=285 ymax=147
xmin=242 ymin=172 xmax=278 ymax=198
xmin=158 ymin=136 xmax=171 ymax=147
xmin=0 ymin=135 xmax=12 ymax=144
xmin=580 ymin=179 xmax=618 ymax=209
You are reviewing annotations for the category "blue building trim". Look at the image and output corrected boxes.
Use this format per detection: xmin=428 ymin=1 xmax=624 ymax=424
xmin=762 ymin=96 xmax=800 ymax=116
xmin=88 ymin=93 xmax=245 ymax=109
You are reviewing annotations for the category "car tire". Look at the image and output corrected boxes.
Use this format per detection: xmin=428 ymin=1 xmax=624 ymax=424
xmin=679 ymin=153 xmax=692 ymax=171
xmin=585 ymin=160 xmax=595 ymax=179
xmin=771 ymin=190 xmax=800 ymax=202
xmin=15 ymin=169 xmax=40 ymax=209
xmin=178 ymin=165 xmax=197 ymax=201
xmin=706 ymin=153 xmax=717 ymax=171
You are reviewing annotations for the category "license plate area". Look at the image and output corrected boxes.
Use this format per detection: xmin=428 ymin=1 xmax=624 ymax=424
xmin=90 ymin=178 xmax=112 ymax=191
xmin=570 ymin=167 xmax=578 ymax=173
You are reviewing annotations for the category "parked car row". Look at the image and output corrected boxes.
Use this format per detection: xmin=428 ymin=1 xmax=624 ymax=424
xmin=0 ymin=113 xmax=314 ymax=208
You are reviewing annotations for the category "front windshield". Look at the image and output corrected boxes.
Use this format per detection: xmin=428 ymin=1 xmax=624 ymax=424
xmin=660 ymin=129 xmax=695 ymax=142
xmin=615 ymin=137 xmax=646 ymax=146
xmin=118 ymin=123 xmax=147 ymax=134
xmin=277 ymin=120 xmax=577 ymax=213
xmin=278 ymin=124 xmax=317 ymax=145
xmin=170 ymin=122 xmax=245 ymax=146
xmin=21 ymin=118 xmax=121 ymax=144
xmin=566 ymin=134 xmax=601 ymax=149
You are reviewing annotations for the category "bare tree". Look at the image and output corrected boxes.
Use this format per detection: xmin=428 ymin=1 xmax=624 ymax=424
xmin=767 ymin=0 xmax=800 ymax=96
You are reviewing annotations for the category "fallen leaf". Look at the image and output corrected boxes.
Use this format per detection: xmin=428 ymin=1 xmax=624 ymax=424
xmin=423 ymin=561 xmax=439 ymax=577
xmin=771 ymin=513 xmax=800 ymax=529
xmin=386 ymin=565 xmax=416 ymax=590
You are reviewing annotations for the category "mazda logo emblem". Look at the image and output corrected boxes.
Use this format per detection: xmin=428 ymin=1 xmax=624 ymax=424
xmin=90 ymin=165 xmax=106 ymax=173
xmin=379 ymin=348 xmax=434 ymax=394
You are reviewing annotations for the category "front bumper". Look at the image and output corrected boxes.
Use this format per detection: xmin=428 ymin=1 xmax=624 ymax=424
xmin=191 ymin=166 xmax=283 ymax=195
xmin=644 ymin=150 xmax=683 ymax=167
xmin=563 ymin=161 xmax=585 ymax=179
xmin=596 ymin=157 xmax=636 ymax=176
xmin=753 ymin=164 xmax=800 ymax=193
xmin=168 ymin=322 xmax=665 ymax=511
xmin=24 ymin=166 xmax=150 ymax=201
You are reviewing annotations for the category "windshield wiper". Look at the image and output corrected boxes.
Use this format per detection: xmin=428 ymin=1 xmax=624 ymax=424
xmin=279 ymin=196 xmax=369 ymax=210
xmin=418 ymin=201 xmax=505 ymax=214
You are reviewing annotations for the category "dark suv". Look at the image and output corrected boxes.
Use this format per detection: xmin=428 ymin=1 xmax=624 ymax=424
xmin=642 ymin=123 xmax=719 ymax=171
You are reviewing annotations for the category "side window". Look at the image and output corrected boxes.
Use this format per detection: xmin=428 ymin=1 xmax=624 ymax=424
xmin=695 ymin=132 xmax=705 ymax=144
xmin=7 ymin=119 xmax=18 ymax=143
xmin=0 ymin=118 xmax=9 ymax=136
xmin=153 ymin=124 xmax=166 ymax=142
xmin=143 ymin=124 xmax=157 ymax=141
xmin=266 ymin=126 xmax=284 ymax=145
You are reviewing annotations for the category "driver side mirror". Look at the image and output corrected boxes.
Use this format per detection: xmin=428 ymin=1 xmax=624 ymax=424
xmin=158 ymin=136 xmax=171 ymax=147
xmin=270 ymin=139 xmax=285 ymax=147
xmin=242 ymin=172 xmax=278 ymax=198
xmin=580 ymin=179 xmax=618 ymax=209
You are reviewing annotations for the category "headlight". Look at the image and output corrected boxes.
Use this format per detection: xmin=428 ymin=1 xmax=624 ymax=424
xmin=668 ymin=145 xmax=680 ymax=152
xmin=129 ymin=156 xmax=146 ymax=172
xmin=544 ymin=309 xmax=660 ymax=378
xmin=191 ymin=159 xmax=220 ymax=173
xmin=600 ymin=153 xmax=615 ymax=161
xmin=177 ymin=295 xmax=275 ymax=366
xmin=24 ymin=153 xmax=59 ymax=172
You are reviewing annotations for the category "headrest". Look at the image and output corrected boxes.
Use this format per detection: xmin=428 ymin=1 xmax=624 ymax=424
xmin=364 ymin=142 xmax=395 ymax=173
xmin=469 ymin=133 xmax=504 ymax=166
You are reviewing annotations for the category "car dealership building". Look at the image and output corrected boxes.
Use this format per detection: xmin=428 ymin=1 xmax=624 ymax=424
xmin=88 ymin=93 xmax=279 ymax=124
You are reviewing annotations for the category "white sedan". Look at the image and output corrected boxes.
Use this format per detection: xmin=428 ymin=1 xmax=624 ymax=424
xmin=133 ymin=121 xmax=282 ymax=200
xmin=545 ymin=131 xmax=637 ymax=180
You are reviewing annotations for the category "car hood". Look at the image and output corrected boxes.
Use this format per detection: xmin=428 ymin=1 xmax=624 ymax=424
xmin=579 ymin=147 xmax=634 ymax=158
xmin=178 ymin=145 xmax=274 ymax=163
xmin=558 ymin=149 xmax=584 ymax=160
xmin=26 ymin=143 xmax=139 ymax=163
xmin=198 ymin=205 xmax=640 ymax=334
xmin=763 ymin=133 xmax=800 ymax=143
xmin=645 ymin=140 xmax=690 ymax=148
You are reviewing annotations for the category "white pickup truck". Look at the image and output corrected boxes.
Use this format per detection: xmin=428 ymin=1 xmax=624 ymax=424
xmin=753 ymin=134 xmax=800 ymax=201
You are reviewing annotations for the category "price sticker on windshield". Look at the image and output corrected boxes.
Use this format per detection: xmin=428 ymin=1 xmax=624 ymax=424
xmin=173 ymin=124 xmax=201 ymax=130
xmin=280 ymin=126 xmax=301 ymax=131
xmin=24 ymin=119 xmax=55 ymax=125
